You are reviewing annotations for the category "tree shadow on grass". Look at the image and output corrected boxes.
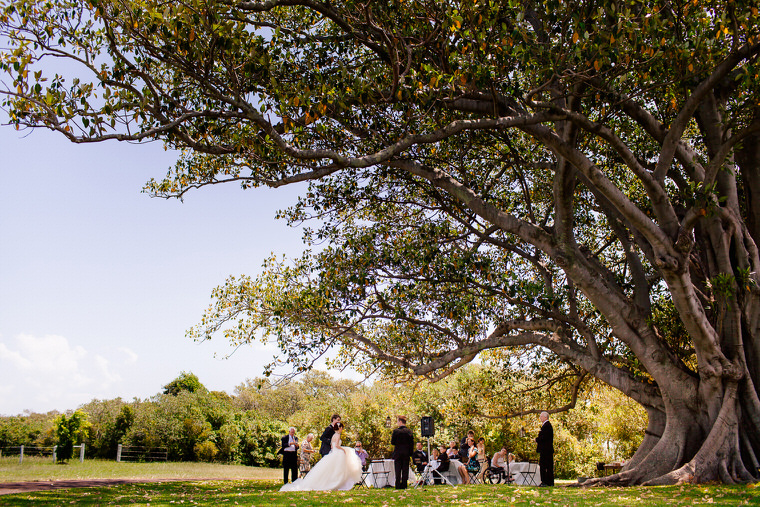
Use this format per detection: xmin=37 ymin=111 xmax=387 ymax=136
xmin=1 ymin=480 xmax=277 ymax=506
xmin=4 ymin=480 xmax=760 ymax=506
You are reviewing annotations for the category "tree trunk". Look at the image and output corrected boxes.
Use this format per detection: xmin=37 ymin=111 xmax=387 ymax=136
xmin=584 ymin=379 xmax=759 ymax=485
xmin=590 ymin=93 xmax=760 ymax=486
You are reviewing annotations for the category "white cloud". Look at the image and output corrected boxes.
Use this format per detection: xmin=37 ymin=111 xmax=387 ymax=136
xmin=94 ymin=354 xmax=122 ymax=384
xmin=0 ymin=334 xmax=128 ymax=415
xmin=118 ymin=347 xmax=139 ymax=364
xmin=0 ymin=342 xmax=32 ymax=369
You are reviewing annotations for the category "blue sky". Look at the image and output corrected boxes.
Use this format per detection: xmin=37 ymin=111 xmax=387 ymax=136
xmin=0 ymin=124 xmax=334 ymax=416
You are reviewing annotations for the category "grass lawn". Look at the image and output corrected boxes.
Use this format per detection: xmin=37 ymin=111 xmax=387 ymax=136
xmin=1 ymin=477 xmax=760 ymax=506
xmin=2 ymin=459 xmax=759 ymax=505
xmin=0 ymin=457 xmax=280 ymax=482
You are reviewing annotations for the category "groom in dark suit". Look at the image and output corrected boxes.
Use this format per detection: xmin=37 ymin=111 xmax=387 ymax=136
xmin=391 ymin=415 xmax=415 ymax=489
xmin=319 ymin=413 xmax=341 ymax=457
xmin=279 ymin=427 xmax=299 ymax=484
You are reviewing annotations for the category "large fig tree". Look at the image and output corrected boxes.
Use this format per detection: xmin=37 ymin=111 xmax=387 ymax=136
xmin=2 ymin=0 xmax=760 ymax=484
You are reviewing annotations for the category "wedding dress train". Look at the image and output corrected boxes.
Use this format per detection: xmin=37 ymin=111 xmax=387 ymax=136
xmin=280 ymin=437 xmax=362 ymax=491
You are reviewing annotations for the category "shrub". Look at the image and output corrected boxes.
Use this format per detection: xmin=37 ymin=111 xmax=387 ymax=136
xmin=194 ymin=440 xmax=219 ymax=462
xmin=55 ymin=411 xmax=90 ymax=463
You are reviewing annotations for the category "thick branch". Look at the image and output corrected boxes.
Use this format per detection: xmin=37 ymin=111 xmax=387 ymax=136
xmin=475 ymin=372 xmax=586 ymax=420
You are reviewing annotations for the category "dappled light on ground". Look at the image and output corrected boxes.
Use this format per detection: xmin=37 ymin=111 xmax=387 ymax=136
xmin=2 ymin=480 xmax=759 ymax=506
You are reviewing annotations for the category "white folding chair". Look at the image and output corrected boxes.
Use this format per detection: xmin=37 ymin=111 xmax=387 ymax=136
xmin=371 ymin=459 xmax=392 ymax=488
xmin=357 ymin=464 xmax=371 ymax=488
xmin=519 ymin=461 xmax=539 ymax=486
xmin=415 ymin=461 xmax=454 ymax=488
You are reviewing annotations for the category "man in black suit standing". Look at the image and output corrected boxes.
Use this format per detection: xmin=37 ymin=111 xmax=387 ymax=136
xmin=279 ymin=426 xmax=299 ymax=484
xmin=535 ymin=411 xmax=554 ymax=486
xmin=319 ymin=413 xmax=341 ymax=457
xmin=390 ymin=415 xmax=415 ymax=489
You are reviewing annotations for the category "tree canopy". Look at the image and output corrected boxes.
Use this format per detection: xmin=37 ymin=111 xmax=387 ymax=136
xmin=2 ymin=0 xmax=760 ymax=485
xmin=163 ymin=371 xmax=206 ymax=396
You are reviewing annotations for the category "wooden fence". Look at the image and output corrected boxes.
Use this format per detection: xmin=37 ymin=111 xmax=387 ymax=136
xmin=0 ymin=444 xmax=85 ymax=463
xmin=116 ymin=444 xmax=168 ymax=462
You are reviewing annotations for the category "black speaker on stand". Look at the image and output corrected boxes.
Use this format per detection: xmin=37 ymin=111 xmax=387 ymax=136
xmin=420 ymin=416 xmax=435 ymax=484
xmin=421 ymin=416 xmax=435 ymax=437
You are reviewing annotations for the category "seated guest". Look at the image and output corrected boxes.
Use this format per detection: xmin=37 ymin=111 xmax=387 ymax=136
xmin=464 ymin=437 xmax=477 ymax=465
xmin=491 ymin=447 xmax=514 ymax=482
xmin=456 ymin=456 xmax=471 ymax=484
xmin=426 ymin=447 xmax=439 ymax=484
xmin=412 ymin=442 xmax=428 ymax=473
xmin=466 ymin=437 xmax=483 ymax=479
xmin=474 ymin=437 xmax=488 ymax=477
xmin=437 ymin=446 xmax=450 ymax=470
xmin=507 ymin=453 xmax=516 ymax=480
xmin=446 ymin=440 xmax=459 ymax=459
xmin=354 ymin=441 xmax=369 ymax=469
xmin=491 ymin=447 xmax=508 ymax=470
xmin=454 ymin=438 xmax=475 ymax=484
xmin=430 ymin=446 xmax=450 ymax=485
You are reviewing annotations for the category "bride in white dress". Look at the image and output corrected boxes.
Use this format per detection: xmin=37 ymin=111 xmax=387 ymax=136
xmin=280 ymin=422 xmax=362 ymax=491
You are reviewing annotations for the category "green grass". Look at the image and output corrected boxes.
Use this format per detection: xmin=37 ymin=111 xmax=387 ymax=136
xmin=2 ymin=459 xmax=759 ymax=506
xmin=2 ymin=478 xmax=760 ymax=506
xmin=0 ymin=457 xmax=279 ymax=482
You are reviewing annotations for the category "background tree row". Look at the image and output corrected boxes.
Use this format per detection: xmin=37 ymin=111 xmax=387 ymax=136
xmin=0 ymin=368 xmax=644 ymax=477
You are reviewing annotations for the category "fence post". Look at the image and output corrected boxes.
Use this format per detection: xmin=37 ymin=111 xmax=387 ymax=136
xmin=19 ymin=445 xmax=24 ymax=464
xmin=116 ymin=444 xmax=122 ymax=462
xmin=79 ymin=443 xmax=85 ymax=463
xmin=52 ymin=445 xmax=57 ymax=462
